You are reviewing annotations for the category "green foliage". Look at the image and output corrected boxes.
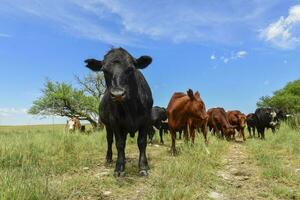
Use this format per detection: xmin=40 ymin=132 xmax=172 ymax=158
xmin=28 ymin=73 xmax=105 ymax=128
xmin=257 ymin=79 xmax=300 ymax=113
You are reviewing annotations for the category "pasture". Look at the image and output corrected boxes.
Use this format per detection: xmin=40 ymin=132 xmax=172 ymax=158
xmin=0 ymin=124 xmax=299 ymax=199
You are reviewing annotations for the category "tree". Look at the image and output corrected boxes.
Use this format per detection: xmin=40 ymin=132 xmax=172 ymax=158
xmin=257 ymin=79 xmax=300 ymax=113
xmin=74 ymin=72 xmax=106 ymax=100
xmin=29 ymin=72 xmax=106 ymax=129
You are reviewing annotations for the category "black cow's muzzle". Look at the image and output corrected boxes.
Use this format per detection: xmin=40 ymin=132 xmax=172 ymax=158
xmin=110 ymin=88 xmax=126 ymax=102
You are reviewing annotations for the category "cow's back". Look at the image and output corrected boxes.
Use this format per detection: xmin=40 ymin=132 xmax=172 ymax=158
xmin=210 ymin=108 xmax=230 ymax=127
xmin=166 ymin=93 xmax=189 ymax=129
xmin=227 ymin=110 xmax=242 ymax=125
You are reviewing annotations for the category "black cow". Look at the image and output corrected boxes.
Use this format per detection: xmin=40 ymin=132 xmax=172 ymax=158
xmin=254 ymin=108 xmax=277 ymax=139
xmin=246 ymin=113 xmax=257 ymax=137
xmin=275 ymin=109 xmax=287 ymax=121
xmin=268 ymin=108 xmax=290 ymax=133
xmin=85 ymin=48 xmax=153 ymax=176
xmin=149 ymin=106 xmax=167 ymax=144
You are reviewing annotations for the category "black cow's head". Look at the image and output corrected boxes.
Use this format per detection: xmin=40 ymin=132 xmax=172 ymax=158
xmin=85 ymin=48 xmax=152 ymax=102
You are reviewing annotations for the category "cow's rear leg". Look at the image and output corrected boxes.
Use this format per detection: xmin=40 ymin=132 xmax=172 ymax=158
xmin=190 ymin=126 xmax=195 ymax=144
xmin=178 ymin=130 xmax=182 ymax=140
xmin=114 ymin=131 xmax=127 ymax=177
xmin=271 ymin=127 xmax=276 ymax=134
xmin=240 ymin=128 xmax=246 ymax=141
xmin=170 ymin=129 xmax=177 ymax=156
xmin=159 ymin=128 xmax=164 ymax=144
xmin=106 ymin=126 xmax=113 ymax=163
xmin=138 ymin=127 xmax=149 ymax=176
xmin=148 ymin=126 xmax=155 ymax=145
xmin=201 ymin=125 xmax=208 ymax=144
xmin=183 ymin=126 xmax=189 ymax=143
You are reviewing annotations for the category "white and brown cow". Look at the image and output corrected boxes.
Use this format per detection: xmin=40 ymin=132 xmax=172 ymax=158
xmin=66 ymin=117 xmax=81 ymax=133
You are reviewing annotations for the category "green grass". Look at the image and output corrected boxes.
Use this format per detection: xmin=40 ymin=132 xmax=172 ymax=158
xmin=147 ymin=137 xmax=229 ymax=200
xmin=2 ymin=124 xmax=299 ymax=199
xmin=245 ymin=123 xmax=300 ymax=199
xmin=0 ymin=125 xmax=106 ymax=199
xmin=0 ymin=125 xmax=229 ymax=199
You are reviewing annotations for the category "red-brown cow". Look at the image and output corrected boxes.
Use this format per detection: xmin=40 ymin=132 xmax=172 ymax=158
xmin=167 ymin=89 xmax=208 ymax=155
xmin=227 ymin=110 xmax=246 ymax=141
xmin=207 ymin=107 xmax=235 ymax=140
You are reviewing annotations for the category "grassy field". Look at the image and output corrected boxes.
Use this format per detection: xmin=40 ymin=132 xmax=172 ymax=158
xmin=245 ymin=124 xmax=300 ymax=199
xmin=0 ymin=124 xmax=299 ymax=199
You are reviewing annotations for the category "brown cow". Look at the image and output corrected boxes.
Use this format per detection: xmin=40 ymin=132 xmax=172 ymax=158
xmin=66 ymin=117 xmax=81 ymax=132
xmin=167 ymin=89 xmax=208 ymax=155
xmin=207 ymin=107 xmax=235 ymax=140
xmin=227 ymin=110 xmax=246 ymax=141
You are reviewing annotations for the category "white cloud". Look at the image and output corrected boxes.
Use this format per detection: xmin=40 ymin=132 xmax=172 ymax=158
xmin=235 ymin=50 xmax=247 ymax=58
xmin=221 ymin=56 xmax=229 ymax=64
xmin=219 ymin=50 xmax=247 ymax=64
xmin=210 ymin=54 xmax=216 ymax=60
xmin=0 ymin=107 xmax=67 ymax=125
xmin=1 ymin=0 xmax=137 ymax=46
xmin=0 ymin=33 xmax=12 ymax=38
xmin=0 ymin=108 xmax=27 ymax=117
xmin=264 ymin=80 xmax=270 ymax=85
xmin=0 ymin=0 xmax=281 ymax=45
xmin=260 ymin=4 xmax=300 ymax=49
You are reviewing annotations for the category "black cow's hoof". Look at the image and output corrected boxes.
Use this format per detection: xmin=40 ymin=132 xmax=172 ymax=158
xmin=139 ymin=170 xmax=148 ymax=176
xmin=171 ymin=150 xmax=178 ymax=156
xmin=106 ymin=159 xmax=113 ymax=164
xmin=114 ymin=171 xmax=125 ymax=177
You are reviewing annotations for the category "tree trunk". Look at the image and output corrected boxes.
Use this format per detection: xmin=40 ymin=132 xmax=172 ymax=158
xmin=86 ymin=117 xmax=104 ymax=131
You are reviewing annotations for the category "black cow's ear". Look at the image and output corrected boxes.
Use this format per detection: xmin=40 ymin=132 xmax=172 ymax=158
xmin=135 ymin=56 xmax=152 ymax=69
xmin=85 ymin=59 xmax=102 ymax=71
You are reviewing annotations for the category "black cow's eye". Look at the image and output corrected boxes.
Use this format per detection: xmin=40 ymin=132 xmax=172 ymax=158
xmin=102 ymin=69 xmax=107 ymax=73
xmin=125 ymin=68 xmax=133 ymax=74
xmin=112 ymin=60 xmax=121 ymax=64
xmin=102 ymin=69 xmax=111 ymax=76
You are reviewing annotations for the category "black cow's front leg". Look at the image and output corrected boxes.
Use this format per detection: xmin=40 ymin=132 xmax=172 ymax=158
xmin=138 ymin=127 xmax=149 ymax=176
xmin=105 ymin=126 xmax=113 ymax=163
xmin=261 ymin=128 xmax=265 ymax=139
xmin=257 ymin=127 xmax=265 ymax=139
xmin=114 ymin=131 xmax=127 ymax=177
xmin=247 ymin=127 xmax=252 ymax=137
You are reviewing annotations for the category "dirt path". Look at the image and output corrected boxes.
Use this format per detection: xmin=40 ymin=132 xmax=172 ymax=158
xmin=209 ymin=142 xmax=272 ymax=200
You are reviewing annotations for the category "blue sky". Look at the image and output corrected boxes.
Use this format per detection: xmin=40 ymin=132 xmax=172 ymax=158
xmin=0 ymin=0 xmax=300 ymax=125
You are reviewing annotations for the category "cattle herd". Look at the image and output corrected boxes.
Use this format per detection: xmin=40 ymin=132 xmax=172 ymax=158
xmin=83 ymin=47 xmax=289 ymax=177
